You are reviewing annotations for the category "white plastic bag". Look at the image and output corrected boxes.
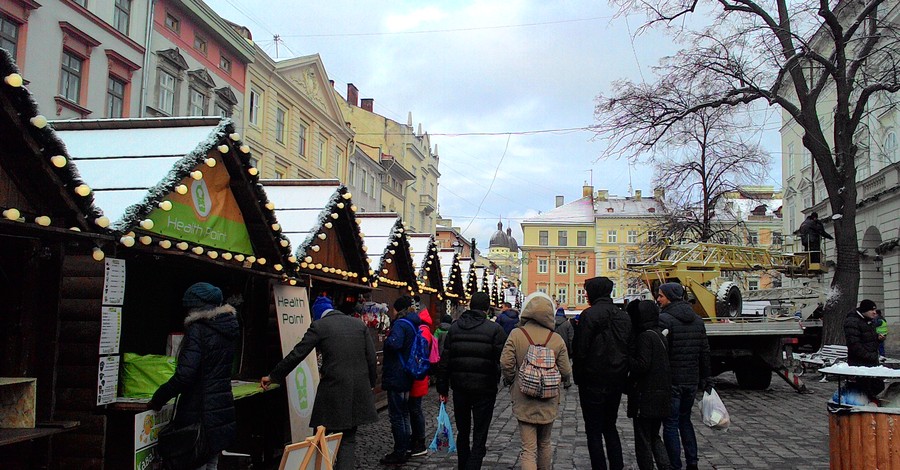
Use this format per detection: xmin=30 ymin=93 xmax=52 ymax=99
xmin=701 ymin=388 xmax=730 ymax=430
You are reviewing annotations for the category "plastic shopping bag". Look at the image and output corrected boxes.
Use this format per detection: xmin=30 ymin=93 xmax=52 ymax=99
xmin=428 ymin=402 xmax=457 ymax=453
xmin=701 ymin=388 xmax=731 ymax=430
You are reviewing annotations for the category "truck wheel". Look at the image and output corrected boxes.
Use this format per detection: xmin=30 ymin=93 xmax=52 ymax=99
xmin=716 ymin=282 xmax=742 ymax=318
xmin=734 ymin=361 xmax=772 ymax=390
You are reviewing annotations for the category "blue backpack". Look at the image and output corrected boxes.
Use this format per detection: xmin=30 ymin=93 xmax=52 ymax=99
xmin=398 ymin=318 xmax=431 ymax=380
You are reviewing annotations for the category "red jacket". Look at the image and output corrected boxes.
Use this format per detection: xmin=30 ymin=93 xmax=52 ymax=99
xmin=411 ymin=309 xmax=434 ymax=398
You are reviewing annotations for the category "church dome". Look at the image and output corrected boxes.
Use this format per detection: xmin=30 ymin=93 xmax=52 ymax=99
xmin=489 ymin=221 xmax=510 ymax=248
xmin=506 ymin=227 xmax=519 ymax=252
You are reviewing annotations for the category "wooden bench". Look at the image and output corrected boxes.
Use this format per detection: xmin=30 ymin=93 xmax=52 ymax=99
xmin=794 ymin=345 xmax=848 ymax=376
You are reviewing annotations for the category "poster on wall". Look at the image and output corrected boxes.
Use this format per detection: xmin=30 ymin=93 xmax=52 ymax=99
xmin=272 ymin=284 xmax=320 ymax=442
xmin=97 ymin=355 xmax=120 ymax=405
xmin=99 ymin=306 xmax=122 ymax=355
xmin=103 ymin=258 xmax=126 ymax=305
xmin=133 ymin=404 xmax=175 ymax=470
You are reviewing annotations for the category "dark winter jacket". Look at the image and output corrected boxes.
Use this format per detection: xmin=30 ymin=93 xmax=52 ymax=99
xmin=658 ymin=300 xmax=711 ymax=387
xmin=268 ymin=309 xmax=378 ymax=430
xmin=572 ymin=277 xmax=633 ymax=389
xmin=150 ymin=305 xmax=239 ymax=457
xmin=627 ymin=301 xmax=672 ymax=419
xmin=555 ymin=317 xmax=576 ymax=359
xmin=554 ymin=309 xmax=568 ymax=329
xmin=496 ymin=309 xmax=520 ymax=335
xmin=435 ymin=309 xmax=506 ymax=395
xmin=796 ymin=216 xmax=833 ymax=248
xmin=844 ymin=310 xmax=880 ymax=366
xmin=381 ymin=310 xmax=422 ymax=391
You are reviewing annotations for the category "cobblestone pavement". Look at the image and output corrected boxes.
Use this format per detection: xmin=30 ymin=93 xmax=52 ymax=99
xmin=355 ymin=372 xmax=834 ymax=469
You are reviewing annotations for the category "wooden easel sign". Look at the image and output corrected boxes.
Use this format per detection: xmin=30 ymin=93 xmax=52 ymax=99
xmin=278 ymin=426 xmax=343 ymax=470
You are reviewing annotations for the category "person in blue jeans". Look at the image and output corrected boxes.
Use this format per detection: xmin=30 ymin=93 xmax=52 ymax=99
xmin=656 ymin=283 xmax=711 ymax=470
xmin=380 ymin=295 xmax=421 ymax=465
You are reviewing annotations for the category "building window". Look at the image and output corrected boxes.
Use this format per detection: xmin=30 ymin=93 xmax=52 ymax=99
xmin=577 ymin=230 xmax=587 ymax=246
xmin=627 ymin=230 xmax=638 ymax=244
xmin=219 ymin=55 xmax=231 ymax=73
xmin=369 ymin=175 xmax=376 ymax=196
xmin=275 ymin=106 xmax=286 ymax=144
xmin=537 ymin=259 xmax=548 ymax=274
xmin=348 ymin=161 xmax=355 ymax=187
xmin=749 ymin=279 xmax=759 ymax=291
xmin=113 ymin=0 xmax=131 ymax=35
xmin=72 ymin=0 xmax=87 ymax=6
xmin=607 ymin=230 xmax=618 ymax=243
xmin=106 ymin=76 xmax=125 ymax=117
xmin=359 ymin=169 xmax=368 ymax=194
xmin=157 ymin=70 xmax=175 ymax=114
xmin=193 ymin=35 xmax=207 ymax=55
xmin=558 ymin=259 xmax=568 ymax=274
xmin=408 ymin=203 xmax=415 ymax=226
xmin=607 ymin=252 xmax=618 ymax=271
xmin=537 ymin=286 xmax=547 ymax=294
xmin=316 ymin=134 xmax=327 ymax=167
xmin=274 ymin=169 xmax=285 ymax=179
xmin=188 ymin=88 xmax=206 ymax=116
xmin=748 ymin=231 xmax=759 ymax=245
xmin=558 ymin=231 xmax=567 ymax=246
xmin=298 ymin=123 xmax=307 ymax=157
xmin=576 ymin=288 xmax=587 ymax=305
xmin=249 ymin=89 xmax=261 ymax=126
xmin=557 ymin=287 xmax=568 ymax=305
xmin=59 ymin=51 xmax=83 ymax=103
xmin=647 ymin=231 xmax=658 ymax=244
xmin=787 ymin=143 xmax=795 ymax=172
xmin=215 ymin=103 xmax=229 ymax=117
xmin=165 ymin=13 xmax=179 ymax=33
xmin=576 ymin=259 xmax=587 ymax=275
xmin=539 ymin=230 xmax=548 ymax=246
xmin=0 ymin=16 xmax=17 ymax=62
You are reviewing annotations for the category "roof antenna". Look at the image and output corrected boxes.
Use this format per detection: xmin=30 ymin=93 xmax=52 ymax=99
xmin=628 ymin=163 xmax=633 ymax=196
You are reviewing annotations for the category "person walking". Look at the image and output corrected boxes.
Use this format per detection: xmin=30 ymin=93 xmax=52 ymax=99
xmin=260 ymin=299 xmax=377 ymax=470
xmin=554 ymin=305 xmax=568 ymax=330
xmin=435 ymin=292 xmax=506 ymax=470
xmin=555 ymin=313 xmax=577 ymax=366
xmin=435 ymin=314 xmax=452 ymax=354
xmin=656 ymin=282 xmax=710 ymax=470
xmin=627 ymin=300 xmax=672 ymax=470
xmin=496 ymin=301 xmax=520 ymax=336
xmin=844 ymin=299 xmax=885 ymax=400
xmin=149 ymin=282 xmax=239 ymax=470
xmin=500 ymin=292 xmax=572 ymax=470
xmin=408 ymin=308 xmax=435 ymax=458
xmin=379 ymin=295 xmax=422 ymax=465
xmin=794 ymin=212 xmax=833 ymax=263
xmin=572 ymin=277 xmax=632 ymax=470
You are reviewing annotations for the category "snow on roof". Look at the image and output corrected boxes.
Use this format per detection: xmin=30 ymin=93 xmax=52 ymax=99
xmin=262 ymin=180 xmax=343 ymax=256
xmin=56 ymin=125 xmax=220 ymax=159
xmin=439 ymin=250 xmax=457 ymax=288
xmin=523 ymin=196 xmax=595 ymax=224
xmin=357 ymin=213 xmax=401 ymax=274
xmin=595 ymin=196 xmax=665 ymax=217
xmin=407 ymin=234 xmax=432 ymax=269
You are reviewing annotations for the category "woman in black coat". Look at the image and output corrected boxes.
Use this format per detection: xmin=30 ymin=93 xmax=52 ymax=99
xmin=627 ymin=300 xmax=672 ymax=470
xmin=150 ymin=282 xmax=239 ymax=470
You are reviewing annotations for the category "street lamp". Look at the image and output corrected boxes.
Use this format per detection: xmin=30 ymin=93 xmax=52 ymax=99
xmin=874 ymin=255 xmax=883 ymax=272
xmin=451 ymin=240 xmax=463 ymax=255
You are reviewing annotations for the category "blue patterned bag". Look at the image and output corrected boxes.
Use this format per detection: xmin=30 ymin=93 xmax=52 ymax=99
xmin=428 ymin=402 xmax=457 ymax=453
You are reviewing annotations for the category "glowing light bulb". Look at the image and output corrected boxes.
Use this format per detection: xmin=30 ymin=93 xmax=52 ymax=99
xmin=222 ymin=252 xmax=233 ymax=260
xmin=3 ymin=208 xmax=20 ymax=220
xmin=271 ymin=223 xmax=281 ymax=231
xmin=92 ymin=248 xmax=105 ymax=261
xmin=74 ymin=184 xmax=91 ymax=196
xmin=176 ymin=242 xmax=189 ymax=250
xmin=386 ymin=258 xmax=392 ymax=264
xmin=280 ymin=239 xmax=289 ymax=247
xmin=304 ymin=256 xmax=313 ymax=263
xmin=30 ymin=115 xmax=47 ymax=128
xmin=4 ymin=73 xmax=23 ymax=87
xmin=190 ymin=170 xmax=203 ymax=180
xmin=330 ymin=213 xmax=339 ymax=219
xmin=324 ymin=222 xmax=333 ymax=229
xmin=288 ymin=255 xmax=297 ymax=263
xmin=311 ymin=245 xmax=320 ymax=252
xmin=140 ymin=219 xmax=154 ymax=230
xmin=159 ymin=201 xmax=173 ymax=211
xmin=175 ymin=185 xmax=188 ymax=195
xmin=336 ymin=202 xmax=345 ymax=209
xmin=342 ymin=192 xmax=352 ymax=200
xmin=159 ymin=240 xmax=172 ymax=249
xmin=240 ymin=145 xmax=250 ymax=153
xmin=205 ymin=158 xmax=217 ymax=167
xmin=234 ymin=254 xmax=245 ymax=262
xmin=265 ymin=202 xmax=275 ymax=210
xmin=35 ymin=216 xmax=51 ymax=226
xmin=229 ymin=133 xmax=241 ymax=141
xmin=248 ymin=167 xmax=259 ymax=176
xmin=257 ymin=257 xmax=266 ymax=265
xmin=120 ymin=236 xmax=135 ymax=247
xmin=139 ymin=236 xmax=152 ymax=245
xmin=318 ymin=233 xmax=326 ymax=240
xmin=350 ymin=205 xmax=357 ymax=212
xmin=217 ymin=144 xmax=229 ymax=154
xmin=315 ymin=263 xmax=322 ymax=270
xmin=192 ymin=246 xmax=204 ymax=255
xmin=50 ymin=155 xmax=67 ymax=168
xmin=289 ymin=279 xmax=297 ymax=286
xmin=274 ymin=264 xmax=283 ymax=271
xmin=301 ymin=262 xmax=309 ymax=268
xmin=208 ymin=251 xmax=218 ymax=259
xmin=246 ymin=256 xmax=256 ymax=264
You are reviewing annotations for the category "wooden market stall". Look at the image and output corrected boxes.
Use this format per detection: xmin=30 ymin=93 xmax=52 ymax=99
xmin=408 ymin=233 xmax=444 ymax=322
xmin=0 ymin=50 xmax=115 ymax=469
xmin=439 ymin=250 xmax=466 ymax=318
xmin=54 ymin=116 xmax=299 ymax=469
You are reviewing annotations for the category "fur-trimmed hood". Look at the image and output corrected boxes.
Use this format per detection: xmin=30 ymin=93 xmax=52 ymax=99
xmin=519 ymin=292 xmax=556 ymax=330
xmin=185 ymin=304 xmax=239 ymax=339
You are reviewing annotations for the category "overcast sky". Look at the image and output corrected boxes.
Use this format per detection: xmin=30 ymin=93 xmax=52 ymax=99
xmin=205 ymin=0 xmax=782 ymax=249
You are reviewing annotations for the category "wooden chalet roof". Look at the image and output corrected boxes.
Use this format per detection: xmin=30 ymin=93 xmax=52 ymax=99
xmin=53 ymin=117 xmax=293 ymax=276
xmin=262 ymin=180 xmax=369 ymax=286
xmin=408 ymin=234 xmax=443 ymax=295
xmin=438 ymin=249 xmax=465 ymax=300
xmin=356 ymin=213 xmax=416 ymax=290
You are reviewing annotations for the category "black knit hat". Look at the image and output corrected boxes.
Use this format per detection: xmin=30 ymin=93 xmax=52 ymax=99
xmin=182 ymin=282 xmax=223 ymax=308
xmin=658 ymin=282 xmax=685 ymax=301
xmin=470 ymin=292 xmax=491 ymax=311
xmin=858 ymin=299 xmax=877 ymax=313
xmin=394 ymin=295 xmax=414 ymax=312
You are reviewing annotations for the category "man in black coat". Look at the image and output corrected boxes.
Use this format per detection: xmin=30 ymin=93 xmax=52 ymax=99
xmin=844 ymin=299 xmax=885 ymax=399
xmin=435 ymin=292 xmax=506 ymax=470
xmin=150 ymin=282 xmax=239 ymax=469
xmin=572 ymin=276 xmax=632 ymax=470
xmin=261 ymin=300 xmax=378 ymax=470
xmin=657 ymin=282 xmax=710 ymax=470
xmin=795 ymin=212 xmax=833 ymax=262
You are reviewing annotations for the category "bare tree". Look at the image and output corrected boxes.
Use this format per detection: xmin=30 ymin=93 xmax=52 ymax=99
xmin=595 ymin=0 xmax=900 ymax=344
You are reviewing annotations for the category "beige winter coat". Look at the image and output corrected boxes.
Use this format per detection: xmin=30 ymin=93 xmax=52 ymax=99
xmin=500 ymin=292 xmax=573 ymax=424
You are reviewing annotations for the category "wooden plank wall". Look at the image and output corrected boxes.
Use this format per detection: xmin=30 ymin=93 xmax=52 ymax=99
xmin=52 ymin=253 xmax=105 ymax=470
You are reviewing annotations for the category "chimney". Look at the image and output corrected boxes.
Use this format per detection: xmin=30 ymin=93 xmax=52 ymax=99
xmin=634 ymin=189 xmax=642 ymax=201
xmin=555 ymin=195 xmax=565 ymax=207
xmin=597 ymin=189 xmax=609 ymax=201
xmin=653 ymin=187 xmax=665 ymax=201
xmin=583 ymin=184 xmax=594 ymax=198
xmin=361 ymin=98 xmax=374 ymax=112
xmin=329 ymin=79 xmax=334 ymax=88
xmin=347 ymin=83 xmax=359 ymax=106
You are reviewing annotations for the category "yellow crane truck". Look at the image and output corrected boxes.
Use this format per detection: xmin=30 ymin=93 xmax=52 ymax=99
xmin=628 ymin=243 xmax=825 ymax=392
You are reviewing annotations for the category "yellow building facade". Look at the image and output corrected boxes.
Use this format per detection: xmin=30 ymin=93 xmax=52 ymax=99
xmin=242 ymin=51 xmax=352 ymax=180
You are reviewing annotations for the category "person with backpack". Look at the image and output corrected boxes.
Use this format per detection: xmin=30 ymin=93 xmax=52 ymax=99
xmin=500 ymin=292 xmax=572 ymax=470
xmin=656 ymin=282 xmax=710 ymax=470
xmin=435 ymin=292 xmax=506 ymax=470
xmin=379 ymin=295 xmax=422 ymax=465
xmin=408 ymin=308 xmax=439 ymax=458
xmin=627 ymin=300 xmax=672 ymax=470
xmin=572 ymin=276 xmax=633 ymax=470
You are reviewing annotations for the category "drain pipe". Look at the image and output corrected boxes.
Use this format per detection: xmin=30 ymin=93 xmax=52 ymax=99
xmin=138 ymin=0 xmax=155 ymax=117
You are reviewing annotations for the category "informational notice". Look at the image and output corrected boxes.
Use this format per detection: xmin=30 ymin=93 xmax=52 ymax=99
xmin=133 ymin=404 xmax=174 ymax=470
xmin=97 ymin=355 xmax=120 ymax=405
xmin=102 ymin=258 xmax=126 ymax=305
xmin=99 ymin=306 xmax=122 ymax=355
xmin=272 ymin=285 xmax=320 ymax=442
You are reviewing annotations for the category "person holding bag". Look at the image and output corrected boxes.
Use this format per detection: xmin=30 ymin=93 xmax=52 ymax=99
xmin=150 ymin=282 xmax=239 ymax=470
xmin=500 ymin=292 xmax=572 ymax=470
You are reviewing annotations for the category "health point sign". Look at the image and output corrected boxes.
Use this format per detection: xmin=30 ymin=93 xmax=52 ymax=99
xmin=273 ymin=284 xmax=320 ymax=442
